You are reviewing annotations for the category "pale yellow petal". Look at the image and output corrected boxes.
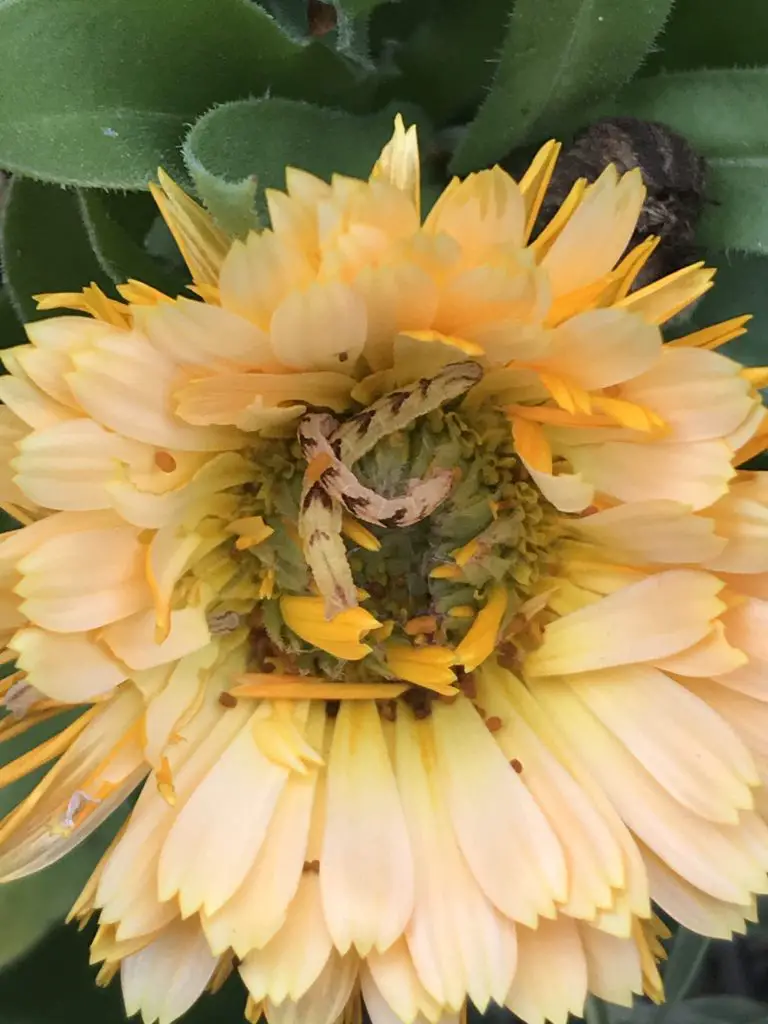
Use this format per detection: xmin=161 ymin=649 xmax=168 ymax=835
xmin=505 ymin=917 xmax=587 ymax=1024
xmin=262 ymin=951 xmax=357 ymax=1024
xmin=578 ymin=924 xmax=642 ymax=1007
xmin=527 ymin=570 xmax=725 ymax=677
xmin=321 ymin=700 xmax=413 ymax=955
xmin=9 ymin=627 xmax=126 ymax=701
xmin=270 ymin=281 xmax=366 ymax=372
xmin=370 ymin=114 xmax=421 ymax=217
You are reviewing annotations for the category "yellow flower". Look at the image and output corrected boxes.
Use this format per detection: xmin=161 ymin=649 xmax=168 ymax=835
xmin=0 ymin=113 xmax=767 ymax=1024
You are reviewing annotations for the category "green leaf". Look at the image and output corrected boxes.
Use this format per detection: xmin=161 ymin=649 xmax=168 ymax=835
xmin=660 ymin=927 xmax=710 ymax=1004
xmin=667 ymin=998 xmax=768 ymax=1024
xmin=77 ymin=190 xmax=190 ymax=294
xmin=0 ymin=289 xmax=27 ymax=351
xmin=451 ymin=0 xmax=674 ymax=174
xmin=0 ymin=0 xmax=368 ymax=189
xmin=617 ymin=70 xmax=768 ymax=156
xmin=373 ymin=0 xmax=511 ymax=124
xmin=616 ymin=70 xmax=768 ymax=253
xmin=699 ymin=158 xmax=768 ymax=254
xmin=644 ymin=0 xmax=768 ymax=72
xmin=339 ymin=0 xmax=390 ymax=16
xmin=182 ymin=156 xmax=262 ymax=240
xmin=183 ymin=97 xmax=429 ymax=213
xmin=1 ymin=177 xmax=114 ymax=322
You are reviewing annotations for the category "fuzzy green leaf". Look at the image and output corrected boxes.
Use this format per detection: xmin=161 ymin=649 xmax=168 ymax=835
xmin=645 ymin=0 xmax=768 ymax=72
xmin=617 ymin=70 xmax=768 ymax=253
xmin=77 ymin=190 xmax=189 ymax=295
xmin=1 ymin=177 xmax=114 ymax=322
xmin=373 ymin=0 xmax=510 ymax=124
xmin=0 ymin=0 xmax=367 ymax=189
xmin=183 ymin=98 xmax=428 ymax=214
xmin=182 ymin=156 xmax=262 ymax=240
xmin=617 ymin=69 xmax=768 ymax=155
xmin=452 ymin=0 xmax=674 ymax=174
xmin=0 ymin=289 xmax=27 ymax=351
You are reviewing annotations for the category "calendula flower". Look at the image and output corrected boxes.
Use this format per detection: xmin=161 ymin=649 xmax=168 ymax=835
xmin=1 ymin=115 xmax=768 ymax=1024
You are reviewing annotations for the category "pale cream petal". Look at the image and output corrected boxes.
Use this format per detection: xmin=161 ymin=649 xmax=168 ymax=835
xmin=238 ymin=875 xmax=333 ymax=1003
xmin=571 ymin=500 xmax=726 ymax=565
xmin=13 ymin=418 xmax=155 ymax=512
xmin=716 ymin=599 xmax=768 ymax=699
xmin=501 ymin=669 xmax=650 ymax=921
xmin=578 ymin=924 xmax=642 ymax=1007
xmin=364 ymin=939 xmax=443 ymax=1024
xmin=531 ymin=678 xmax=768 ymax=904
xmin=0 ymin=509 xmax=119 ymax=577
xmin=143 ymin=644 xmax=220 ymax=767
xmin=370 ymin=114 xmax=421 ymax=215
xmin=0 ymin=374 xmax=77 ymax=430
xmin=136 ymin=298 xmax=276 ymax=368
xmin=621 ymin=347 xmax=756 ymax=443
xmin=321 ymin=700 xmax=414 ymax=956
xmin=477 ymin=662 xmax=624 ymax=920
xmin=66 ymin=331 xmax=243 ymax=451
xmin=527 ymin=570 xmax=725 ymax=677
xmin=505 ymin=917 xmax=588 ymax=1024
xmin=705 ymin=476 xmax=768 ymax=574
xmin=16 ymin=523 xmax=150 ymax=632
xmin=424 ymin=166 xmax=525 ymax=252
xmin=0 ymin=688 xmax=146 ymax=881
xmin=203 ymin=703 xmax=323 ymax=957
xmin=566 ymin=439 xmax=735 ymax=511
xmin=102 ymin=607 xmax=211 ymax=670
xmin=354 ymin=262 xmax=438 ymax=371
xmin=524 ymin=462 xmax=594 ymax=513
xmin=542 ymin=308 xmax=661 ymax=390
xmin=9 ymin=627 xmax=127 ymax=701
xmin=24 ymin=313 xmax=117 ymax=352
xmin=218 ymin=231 xmax=316 ymax=330
xmin=541 ymin=167 xmax=645 ymax=296
xmin=618 ymin=263 xmax=714 ymax=325
xmin=174 ymin=371 xmax=353 ymax=428
xmin=654 ymin=623 xmax=748 ymax=678
xmin=684 ymin=680 xmax=768 ymax=761
xmin=431 ymin=696 xmax=566 ymax=924
xmin=396 ymin=709 xmax=517 ymax=1011
xmin=569 ymin=665 xmax=756 ymax=823
xmin=262 ymin=951 xmax=357 ymax=1024
xmin=121 ymin=918 xmax=218 ymax=1024
xmin=98 ymin=692 xmax=252 ymax=935
xmin=642 ymin=843 xmax=752 ymax=939
xmin=158 ymin=704 xmax=289 ymax=916
xmin=270 ymin=281 xmax=366 ymax=372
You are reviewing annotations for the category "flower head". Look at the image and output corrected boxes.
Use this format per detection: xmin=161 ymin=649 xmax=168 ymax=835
xmin=0 ymin=114 xmax=767 ymax=1024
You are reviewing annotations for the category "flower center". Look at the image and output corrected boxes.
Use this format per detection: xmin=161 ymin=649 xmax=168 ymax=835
xmin=192 ymin=361 xmax=562 ymax=694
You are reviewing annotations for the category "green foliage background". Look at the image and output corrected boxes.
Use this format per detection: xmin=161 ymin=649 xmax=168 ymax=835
xmin=0 ymin=0 xmax=767 ymax=1021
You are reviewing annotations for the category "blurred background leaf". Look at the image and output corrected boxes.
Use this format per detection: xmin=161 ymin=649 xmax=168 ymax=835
xmin=451 ymin=0 xmax=674 ymax=173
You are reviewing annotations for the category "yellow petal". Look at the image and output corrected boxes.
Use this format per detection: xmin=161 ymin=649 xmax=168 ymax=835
xmin=280 ymin=596 xmax=381 ymax=661
xmin=455 ymin=583 xmax=508 ymax=673
xmin=370 ymin=114 xmax=421 ymax=219
xmin=150 ymin=169 xmax=231 ymax=287
xmin=385 ymin=644 xmax=457 ymax=693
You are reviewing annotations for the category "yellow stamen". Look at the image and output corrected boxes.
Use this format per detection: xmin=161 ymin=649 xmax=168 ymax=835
xmin=258 ymin=568 xmax=276 ymax=600
xmin=403 ymin=615 xmax=437 ymax=636
xmin=519 ymin=140 xmax=562 ymax=242
xmin=0 ymin=707 xmax=98 ymax=789
xmin=384 ymin=644 xmax=457 ymax=692
xmin=399 ymin=330 xmax=484 ymax=357
xmin=529 ymin=177 xmax=587 ymax=260
xmin=742 ymin=366 xmax=768 ymax=390
xmin=430 ymin=563 xmax=462 ymax=580
xmin=667 ymin=315 xmax=752 ymax=350
xmin=455 ymin=583 xmax=508 ymax=672
xmin=232 ymin=676 xmax=409 ymax=701
xmin=452 ymin=536 xmax=482 ymax=567
xmin=510 ymin=416 xmax=553 ymax=473
xmin=280 ymin=596 xmax=381 ymax=660
xmin=447 ymin=605 xmax=475 ymax=618
xmin=341 ymin=514 xmax=381 ymax=552
xmin=228 ymin=515 xmax=275 ymax=550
